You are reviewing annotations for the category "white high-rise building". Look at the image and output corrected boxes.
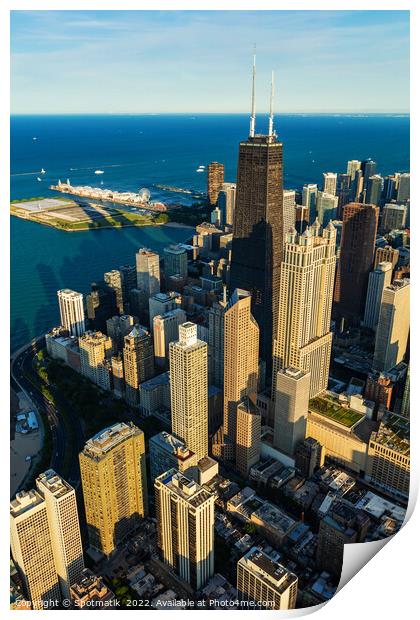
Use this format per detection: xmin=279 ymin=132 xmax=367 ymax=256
xmin=155 ymin=469 xmax=215 ymax=590
xmin=153 ymin=308 xmax=186 ymax=368
xmin=217 ymin=182 xmax=237 ymax=227
xmin=397 ymin=173 xmax=410 ymax=202
xmin=347 ymin=160 xmax=361 ymax=181
xmin=10 ymin=471 xmax=84 ymax=609
xmin=274 ymin=368 xmax=311 ymax=457
xmin=363 ymin=262 xmax=393 ymax=330
xmin=373 ymin=279 xmax=410 ymax=372
xmin=36 ymin=470 xmax=85 ymax=600
xmin=273 ymin=221 xmax=336 ymax=399
xmin=169 ymin=322 xmax=208 ymax=460
xmin=316 ymin=191 xmax=339 ymax=226
xmin=283 ymin=189 xmax=296 ymax=236
xmin=135 ymin=248 xmax=161 ymax=296
xmin=57 ymin=289 xmax=86 ymax=337
xmin=322 ymin=172 xmax=337 ymax=196
xmin=237 ymin=547 xmax=298 ymax=610
xmin=302 ymin=184 xmax=317 ymax=221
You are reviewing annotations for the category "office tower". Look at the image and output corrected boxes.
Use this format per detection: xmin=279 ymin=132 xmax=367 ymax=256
xmin=336 ymin=173 xmax=352 ymax=218
xmin=36 ymin=470 xmax=84 ymax=600
xmin=70 ymin=569 xmax=116 ymax=609
xmin=103 ymin=270 xmax=124 ymax=314
xmin=136 ymin=248 xmax=161 ymax=296
xmin=106 ymin=314 xmax=135 ymax=353
xmin=237 ymin=547 xmax=298 ymax=610
xmin=361 ymin=158 xmax=377 ymax=189
xmin=217 ymin=182 xmax=236 ymax=227
xmin=110 ymin=354 xmax=124 ymax=398
xmin=207 ymin=162 xmax=225 ymax=206
xmin=316 ymin=501 xmax=369 ymax=579
xmin=381 ymin=203 xmax=407 ymax=233
xmin=164 ymin=244 xmax=188 ymax=280
xmin=10 ymin=470 xmax=84 ymax=609
xmin=153 ymin=308 xmax=186 ymax=368
xmin=366 ymin=412 xmax=410 ymax=500
xmin=374 ymin=245 xmax=399 ymax=270
xmin=283 ymin=189 xmax=296 ymax=236
xmin=208 ymin=295 xmax=227 ymax=388
xmin=365 ymin=372 xmax=393 ymax=412
xmin=322 ymin=172 xmax=337 ymax=195
xmin=235 ymin=399 xmax=261 ymax=476
xmin=169 ymin=322 xmax=208 ymax=460
xmin=119 ymin=264 xmax=137 ymax=310
xmin=350 ymin=168 xmax=364 ymax=202
xmin=149 ymin=431 xmax=197 ymax=483
xmin=86 ymin=282 xmax=118 ymax=333
xmin=316 ymin=191 xmax=338 ymax=226
xmin=397 ymin=173 xmax=410 ymax=201
xmin=221 ymin=289 xmax=259 ymax=463
xmin=302 ymin=183 xmax=318 ymax=223
xmin=149 ymin=291 xmax=180 ymax=329
xmin=123 ymin=325 xmax=154 ymax=406
xmin=273 ymin=368 xmax=311 ymax=457
xmin=400 ymin=364 xmax=410 ymax=418
xmin=79 ymin=331 xmax=113 ymax=390
xmin=229 ymin=61 xmax=283 ymax=373
xmin=366 ymin=175 xmax=383 ymax=206
xmin=273 ymin=223 xmax=336 ymax=399
xmin=57 ymin=289 xmax=86 ymax=337
xmin=295 ymin=437 xmax=325 ymax=478
xmin=10 ymin=490 xmax=61 ymax=609
xmin=363 ymin=262 xmax=393 ymax=330
xmin=79 ymin=422 xmax=147 ymax=557
xmin=373 ymin=280 xmax=410 ymax=372
xmin=346 ymin=159 xmax=361 ymax=180
xmin=210 ymin=206 xmax=222 ymax=227
xmin=155 ymin=469 xmax=215 ymax=590
xmin=333 ymin=203 xmax=379 ymax=326
xmin=382 ymin=175 xmax=398 ymax=202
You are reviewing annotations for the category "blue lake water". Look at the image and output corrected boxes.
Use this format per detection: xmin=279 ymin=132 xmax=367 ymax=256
xmin=10 ymin=114 xmax=410 ymax=351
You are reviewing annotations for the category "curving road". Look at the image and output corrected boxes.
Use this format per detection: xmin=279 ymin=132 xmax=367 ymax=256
xmin=11 ymin=336 xmax=84 ymax=488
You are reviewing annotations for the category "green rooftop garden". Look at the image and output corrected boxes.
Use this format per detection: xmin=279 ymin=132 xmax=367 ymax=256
xmin=309 ymin=396 xmax=364 ymax=428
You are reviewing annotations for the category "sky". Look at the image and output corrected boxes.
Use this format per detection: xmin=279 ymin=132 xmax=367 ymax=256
xmin=10 ymin=10 xmax=410 ymax=114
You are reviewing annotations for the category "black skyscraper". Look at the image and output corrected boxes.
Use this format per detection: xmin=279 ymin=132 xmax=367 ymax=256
xmin=229 ymin=62 xmax=284 ymax=373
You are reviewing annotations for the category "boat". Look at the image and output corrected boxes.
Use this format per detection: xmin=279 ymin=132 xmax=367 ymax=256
xmin=94 ymin=170 xmax=104 ymax=174
xmin=32 ymin=137 xmax=37 ymax=141
xmin=196 ymin=168 xmax=204 ymax=173
xmin=40 ymin=168 xmax=46 ymax=174
xmin=37 ymin=177 xmax=42 ymax=181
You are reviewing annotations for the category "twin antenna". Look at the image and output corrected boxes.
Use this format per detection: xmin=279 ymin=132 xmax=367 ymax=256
xmin=249 ymin=53 xmax=275 ymax=138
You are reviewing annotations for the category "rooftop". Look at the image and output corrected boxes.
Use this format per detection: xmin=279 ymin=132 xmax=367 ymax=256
xmin=309 ymin=394 xmax=365 ymax=428
xmin=10 ymin=489 xmax=44 ymax=517
xmin=156 ymin=469 xmax=213 ymax=508
xmin=82 ymin=422 xmax=142 ymax=458
xmin=139 ymin=371 xmax=170 ymax=391
xmin=252 ymin=502 xmax=296 ymax=534
xmin=371 ymin=412 xmax=410 ymax=455
xmin=36 ymin=469 xmax=73 ymax=499
xmin=239 ymin=547 xmax=296 ymax=589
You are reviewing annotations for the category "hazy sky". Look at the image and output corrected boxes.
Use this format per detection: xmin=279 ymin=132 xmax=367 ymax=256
xmin=11 ymin=10 xmax=410 ymax=114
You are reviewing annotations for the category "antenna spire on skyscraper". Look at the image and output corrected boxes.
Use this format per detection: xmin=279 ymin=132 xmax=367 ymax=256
xmin=268 ymin=70 xmax=275 ymax=137
xmin=249 ymin=48 xmax=256 ymax=137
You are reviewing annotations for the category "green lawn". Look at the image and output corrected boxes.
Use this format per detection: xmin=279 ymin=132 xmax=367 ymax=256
xmin=309 ymin=396 xmax=364 ymax=427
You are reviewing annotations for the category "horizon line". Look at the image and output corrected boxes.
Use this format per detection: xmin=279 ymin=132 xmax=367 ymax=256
xmin=10 ymin=111 xmax=410 ymax=116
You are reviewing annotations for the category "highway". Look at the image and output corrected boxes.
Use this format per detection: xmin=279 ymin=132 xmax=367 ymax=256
xmin=11 ymin=337 xmax=84 ymax=488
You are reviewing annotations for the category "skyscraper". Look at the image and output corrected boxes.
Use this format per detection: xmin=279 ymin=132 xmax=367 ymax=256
xmin=106 ymin=314 xmax=135 ymax=353
xmin=135 ymin=248 xmax=161 ymax=297
xmin=381 ymin=203 xmax=407 ymax=233
xmin=207 ymin=162 xmax=225 ymax=206
xmin=79 ymin=331 xmax=113 ymax=390
xmin=322 ymin=172 xmax=337 ymax=195
xmin=103 ymin=269 xmax=124 ymax=314
xmin=169 ymin=322 xmax=208 ymax=460
xmin=273 ymin=367 xmax=311 ymax=457
xmin=346 ymin=160 xmax=361 ymax=181
xmin=35 ymin=470 xmax=84 ymax=600
xmin=155 ymin=469 xmax=215 ymax=590
xmin=237 ymin=547 xmax=298 ymax=610
xmin=272 ymin=222 xmax=336 ymax=399
xmin=397 ymin=173 xmax=410 ymax=201
xmin=374 ymin=245 xmax=399 ymax=270
xmin=316 ymin=191 xmax=338 ymax=226
xmin=123 ymin=325 xmax=154 ymax=406
xmin=208 ymin=295 xmax=227 ymax=388
xmin=333 ymin=203 xmax=379 ymax=326
xmin=217 ymin=182 xmax=236 ymax=227
xmin=79 ymin=422 xmax=148 ymax=557
xmin=221 ymin=289 xmax=259 ymax=464
xmin=86 ymin=282 xmax=117 ymax=333
xmin=10 ymin=471 xmax=84 ymax=609
xmin=163 ymin=244 xmax=188 ymax=280
xmin=363 ymin=262 xmax=393 ymax=330
xmin=366 ymin=174 xmax=383 ymax=206
xmin=229 ymin=59 xmax=283 ymax=372
xmin=361 ymin=158 xmax=377 ymax=190
xmin=283 ymin=189 xmax=296 ymax=237
xmin=57 ymin=289 xmax=86 ymax=337
xmin=153 ymin=308 xmax=186 ymax=368
xmin=302 ymin=183 xmax=318 ymax=223
xmin=373 ymin=279 xmax=410 ymax=372
xmin=235 ymin=399 xmax=261 ymax=476
xmin=400 ymin=364 xmax=410 ymax=418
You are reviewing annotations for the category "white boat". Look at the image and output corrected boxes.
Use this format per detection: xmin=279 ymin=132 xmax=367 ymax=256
xmin=198 ymin=165 xmax=205 ymax=169
xmin=37 ymin=177 xmax=42 ymax=181
xmin=32 ymin=137 xmax=37 ymax=141
xmin=40 ymin=168 xmax=46 ymax=174
xmin=196 ymin=169 xmax=204 ymax=173
xmin=94 ymin=170 xmax=104 ymax=174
